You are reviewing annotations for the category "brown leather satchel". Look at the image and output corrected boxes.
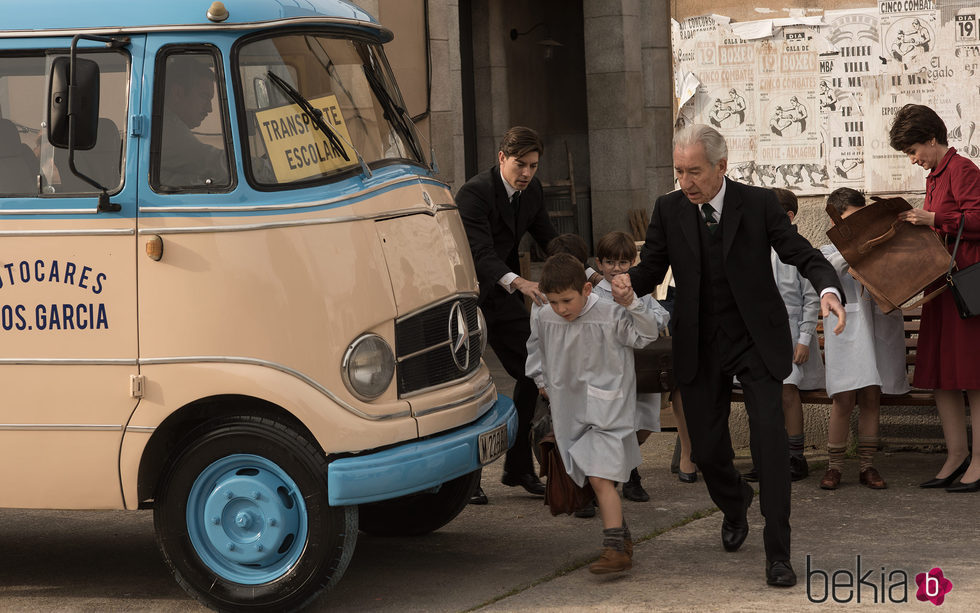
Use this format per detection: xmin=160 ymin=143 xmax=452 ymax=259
xmin=538 ymin=433 xmax=595 ymax=516
xmin=825 ymin=196 xmax=949 ymax=313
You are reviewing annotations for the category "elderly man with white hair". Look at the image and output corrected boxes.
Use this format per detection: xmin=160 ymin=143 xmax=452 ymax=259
xmin=612 ymin=125 xmax=846 ymax=587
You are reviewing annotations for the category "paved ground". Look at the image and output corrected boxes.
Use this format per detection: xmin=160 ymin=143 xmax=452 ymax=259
xmin=463 ymin=351 xmax=980 ymax=613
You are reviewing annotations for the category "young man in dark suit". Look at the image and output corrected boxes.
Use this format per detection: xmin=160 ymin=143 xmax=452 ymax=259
xmin=613 ymin=125 xmax=846 ymax=587
xmin=457 ymin=126 xmax=561 ymax=504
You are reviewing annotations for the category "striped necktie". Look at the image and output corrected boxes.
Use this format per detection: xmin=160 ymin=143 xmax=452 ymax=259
xmin=702 ymin=203 xmax=718 ymax=234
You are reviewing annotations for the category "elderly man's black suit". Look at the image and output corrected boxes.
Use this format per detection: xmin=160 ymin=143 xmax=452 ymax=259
xmin=629 ymin=178 xmax=842 ymax=563
xmin=457 ymin=165 xmax=557 ymax=480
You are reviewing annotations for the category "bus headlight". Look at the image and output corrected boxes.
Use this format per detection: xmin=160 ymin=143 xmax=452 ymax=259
xmin=341 ymin=334 xmax=395 ymax=401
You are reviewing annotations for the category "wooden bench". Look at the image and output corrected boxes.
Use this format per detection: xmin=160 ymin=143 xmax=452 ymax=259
xmin=730 ymin=307 xmax=935 ymax=407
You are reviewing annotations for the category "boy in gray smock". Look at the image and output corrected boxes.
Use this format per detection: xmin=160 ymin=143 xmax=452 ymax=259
xmin=526 ymin=253 xmax=660 ymax=574
xmin=591 ymin=230 xmax=671 ymax=502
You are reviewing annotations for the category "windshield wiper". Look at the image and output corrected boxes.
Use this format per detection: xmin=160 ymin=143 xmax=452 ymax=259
xmin=265 ymin=71 xmax=372 ymax=179
xmin=361 ymin=64 xmax=431 ymax=170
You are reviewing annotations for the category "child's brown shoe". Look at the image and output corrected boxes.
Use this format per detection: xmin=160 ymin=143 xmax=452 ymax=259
xmin=819 ymin=468 xmax=842 ymax=490
xmin=624 ymin=537 xmax=634 ymax=558
xmin=589 ymin=547 xmax=632 ymax=574
xmin=859 ymin=466 xmax=887 ymax=489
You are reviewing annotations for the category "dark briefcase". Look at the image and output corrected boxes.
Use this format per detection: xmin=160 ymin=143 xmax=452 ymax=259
xmin=538 ymin=433 xmax=595 ymax=516
xmin=825 ymin=196 xmax=950 ymax=313
xmin=634 ymin=334 xmax=674 ymax=394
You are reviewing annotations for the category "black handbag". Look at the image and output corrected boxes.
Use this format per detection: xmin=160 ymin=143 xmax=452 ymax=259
xmin=947 ymin=214 xmax=980 ymax=319
xmin=634 ymin=334 xmax=675 ymax=393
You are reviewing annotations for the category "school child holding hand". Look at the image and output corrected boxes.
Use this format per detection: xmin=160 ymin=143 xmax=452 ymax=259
xmin=526 ymin=253 xmax=661 ymax=574
xmin=591 ymin=231 xmax=671 ymax=501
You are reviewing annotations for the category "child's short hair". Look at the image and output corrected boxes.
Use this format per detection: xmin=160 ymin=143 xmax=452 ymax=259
xmin=827 ymin=187 xmax=866 ymax=215
xmin=595 ymin=230 xmax=638 ymax=262
xmin=771 ymin=187 xmax=798 ymax=215
xmin=539 ymin=253 xmax=587 ymax=295
xmin=547 ymin=233 xmax=589 ymax=265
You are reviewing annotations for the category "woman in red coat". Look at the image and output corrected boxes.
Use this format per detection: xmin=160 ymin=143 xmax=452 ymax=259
xmin=890 ymin=104 xmax=980 ymax=493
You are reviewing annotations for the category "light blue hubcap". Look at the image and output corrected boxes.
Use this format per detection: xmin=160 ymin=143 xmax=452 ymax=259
xmin=187 ymin=454 xmax=309 ymax=584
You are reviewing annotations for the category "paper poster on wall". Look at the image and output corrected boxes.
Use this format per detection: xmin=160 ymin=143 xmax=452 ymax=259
xmin=753 ymin=28 xmax=826 ymax=194
xmin=880 ymin=0 xmax=937 ymax=73
xmin=669 ymin=3 xmax=980 ymax=195
xmin=867 ymin=2 xmax=940 ymax=192
xmin=671 ymin=16 xmax=757 ymax=166
xmin=820 ymin=9 xmax=883 ymax=190
xmin=933 ymin=1 xmax=980 ymax=159
xmin=864 ymin=73 xmax=934 ymax=192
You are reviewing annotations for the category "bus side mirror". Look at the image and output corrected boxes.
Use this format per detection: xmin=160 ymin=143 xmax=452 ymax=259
xmin=48 ymin=56 xmax=100 ymax=150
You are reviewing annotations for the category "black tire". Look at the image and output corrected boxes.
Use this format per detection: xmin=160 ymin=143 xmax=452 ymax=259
xmin=358 ymin=468 xmax=481 ymax=537
xmin=154 ymin=416 xmax=356 ymax=612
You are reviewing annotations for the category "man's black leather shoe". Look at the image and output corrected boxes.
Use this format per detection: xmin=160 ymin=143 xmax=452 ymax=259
xmin=766 ymin=560 xmax=797 ymax=587
xmin=789 ymin=455 xmax=809 ymax=481
xmin=501 ymin=471 xmax=545 ymax=496
xmin=722 ymin=481 xmax=753 ymax=552
xmin=469 ymin=485 xmax=488 ymax=505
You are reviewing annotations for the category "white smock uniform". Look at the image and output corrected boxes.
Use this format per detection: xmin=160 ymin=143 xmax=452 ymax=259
xmin=593 ymin=279 xmax=670 ymax=432
xmin=819 ymin=244 xmax=910 ymax=397
xmin=526 ymin=292 xmax=660 ymax=486
xmin=772 ymin=248 xmax=826 ymax=390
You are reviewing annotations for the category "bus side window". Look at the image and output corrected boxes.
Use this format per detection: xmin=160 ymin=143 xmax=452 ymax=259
xmin=0 ymin=117 xmax=39 ymax=195
xmin=53 ymin=118 xmax=122 ymax=193
xmin=151 ymin=49 xmax=234 ymax=193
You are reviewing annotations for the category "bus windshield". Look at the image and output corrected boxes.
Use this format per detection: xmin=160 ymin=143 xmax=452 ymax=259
xmin=237 ymin=32 xmax=425 ymax=188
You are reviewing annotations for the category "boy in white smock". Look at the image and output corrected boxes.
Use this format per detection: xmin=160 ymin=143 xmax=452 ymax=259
xmin=591 ymin=231 xmax=671 ymax=502
xmin=744 ymin=188 xmax=824 ymax=483
xmin=819 ymin=188 xmax=910 ymax=490
xmin=526 ymin=253 xmax=660 ymax=574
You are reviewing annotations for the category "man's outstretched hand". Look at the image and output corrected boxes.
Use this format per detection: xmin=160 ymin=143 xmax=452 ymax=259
xmin=821 ymin=293 xmax=846 ymax=335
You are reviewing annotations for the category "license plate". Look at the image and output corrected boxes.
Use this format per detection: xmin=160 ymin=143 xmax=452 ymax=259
xmin=478 ymin=423 xmax=507 ymax=465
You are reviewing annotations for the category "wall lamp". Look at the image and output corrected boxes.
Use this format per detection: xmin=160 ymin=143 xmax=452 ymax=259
xmin=509 ymin=22 xmax=563 ymax=59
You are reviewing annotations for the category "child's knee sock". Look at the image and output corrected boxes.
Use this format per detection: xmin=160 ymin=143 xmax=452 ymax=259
xmin=857 ymin=435 xmax=878 ymax=471
xmin=828 ymin=442 xmax=846 ymax=471
xmin=602 ymin=527 xmax=627 ymax=552
xmin=788 ymin=433 xmax=805 ymax=458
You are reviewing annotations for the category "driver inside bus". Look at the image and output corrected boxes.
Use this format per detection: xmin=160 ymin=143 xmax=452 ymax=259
xmin=158 ymin=55 xmax=231 ymax=189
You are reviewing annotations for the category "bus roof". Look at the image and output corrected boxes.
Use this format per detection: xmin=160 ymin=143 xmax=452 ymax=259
xmin=0 ymin=0 xmax=388 ymax=39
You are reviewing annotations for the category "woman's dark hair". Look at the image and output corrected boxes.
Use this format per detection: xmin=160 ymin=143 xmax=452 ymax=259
xmin=547 ymin=233 xmax=589 ymax=266
xmin=827 ymin=187 xmax=866 ymax=215
xmin=771 ymin=187 xmax=798 ymax=215
xmin=538 ymin=253 xmax=587 ymax=295
xmin=595 ymin=230 xmax=638 ymax=262
xmin=498 ymin=126 xmax=544 ymax=159
xmin=888 ymin=104 xmax=947 ymax=151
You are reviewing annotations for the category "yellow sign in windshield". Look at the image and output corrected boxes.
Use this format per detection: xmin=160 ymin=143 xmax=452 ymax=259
xmin=255 ymin=94 xmax=357 ymax=182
